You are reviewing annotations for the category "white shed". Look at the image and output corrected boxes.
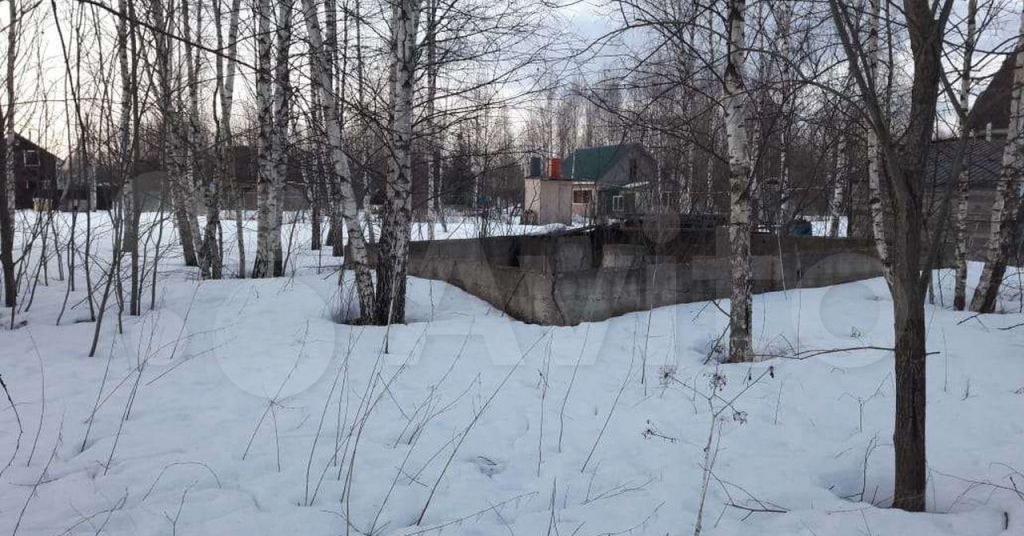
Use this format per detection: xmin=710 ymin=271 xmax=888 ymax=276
xmin=524 ymin=177 xmax=574 ymax=225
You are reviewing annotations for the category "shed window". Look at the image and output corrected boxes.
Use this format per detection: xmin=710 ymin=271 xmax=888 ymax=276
xmin=573 ymin=190 xmax=591 ymax=204
xmin=612 ymin=195 xmax=624 ymax=212
xmin=23 ymin=150 xmax=40 ymax=167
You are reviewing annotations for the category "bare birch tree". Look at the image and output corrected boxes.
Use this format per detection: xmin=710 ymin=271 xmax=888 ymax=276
xmin=423 ymin=0 xmax=439 ymax=239
xmin=301 ymin=0 xmax=376 ymax=320
xmin=148 ymin=0 xmax=199 ymax=268
xmin=374 ymin=0 xmax=421 ymax=325
xmin=776 ymin=0 xmax=793 ymax=222
xmin=253 ymin=0 xmax=279 ymax=278
xmin=863 ymin=0 xmax=891 ymax=277
xmin=181 ymin=0 xmax=203 ymax=268
xmin=271 ymin=0 xmax=294 ymax=274
xmin=117 ymin=0 xmax=141 ymax=314
xmin=202 ymin=0 xmax=243 ymax=280
xmin=828 ymin=134 xmax=848 ymax=238
xmin=725 ymin=0 xmax=753 ymax=363
xmin=952 ymin=0 xmax=978 ymax=311
xmin=969 ymin=6 xmax=1024 ymax=313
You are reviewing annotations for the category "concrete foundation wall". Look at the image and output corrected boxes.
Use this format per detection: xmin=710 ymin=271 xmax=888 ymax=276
xmin=369 ymin=228 xmax=884 ymax=325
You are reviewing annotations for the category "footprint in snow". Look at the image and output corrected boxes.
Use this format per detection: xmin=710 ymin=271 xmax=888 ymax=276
xmin=470 ymin=455 xmax=504 ymax=477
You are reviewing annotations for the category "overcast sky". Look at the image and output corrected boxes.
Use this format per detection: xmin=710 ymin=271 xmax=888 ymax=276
xmin=2 ymin=0 xmax=1021 ymax=155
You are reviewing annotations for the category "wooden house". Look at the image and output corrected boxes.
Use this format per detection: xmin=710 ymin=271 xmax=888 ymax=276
xmin=6 ymin=134 xmax=61 ymax=210
xmin=561 ymin=144 xmax=659 ymax=221
xmin=927 ymin=53 xmax=1019 ymax=260
xmin=127 ymin=144 xmax=311 ymax=213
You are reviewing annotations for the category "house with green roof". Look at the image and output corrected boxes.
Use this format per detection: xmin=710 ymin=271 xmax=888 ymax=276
xmin=561 ymin=143 xmax=658 ymax=220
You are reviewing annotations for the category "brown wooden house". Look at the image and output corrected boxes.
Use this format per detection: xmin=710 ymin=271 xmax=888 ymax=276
xmin=8 ymin=134 xmax=61 ymax=210
xmin=928 ymin=53 xmax=1019 ymax=260
xmin=129 ymin=144 xmax=311 ymax=212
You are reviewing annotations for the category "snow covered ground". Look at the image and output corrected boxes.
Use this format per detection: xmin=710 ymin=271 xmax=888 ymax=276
xmin=2 ymin=211 xmax=1024 ymax=535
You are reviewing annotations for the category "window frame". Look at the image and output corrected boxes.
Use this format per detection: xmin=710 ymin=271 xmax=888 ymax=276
xmin=612 ymin=194 xmax=624 ymax=212
xmin=23 ymin=149 xmax=40 ymax=168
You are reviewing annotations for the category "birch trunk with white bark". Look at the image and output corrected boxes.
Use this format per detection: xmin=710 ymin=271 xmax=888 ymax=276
xmin=150 ymin=0 xmax=198 ymax=268
xmin=424 ymin=0 xmax=438 ymax=240
xmin=375 ymin=0 xmax=421 ymax=325
xmin=678 ymin=22 xmax=695 ymax=214
xmin=777 ymin=0 xmax=792 ymax=223
xmin=953 ymin=0 xmax=977 ymax=311
xmin=363 ymin=190 xmax=375 ymax=243
xmin=203 ymin=0 xmax=242 ymax=280
xmin=324 ymin=0 xmax=348 ymax=258
xmin=253 ymin=0 xmax=276 ymax=278
xmin=176 ymin=0 xmax=200 ymax=267
xmin=865 ymin=0 xmax=891 ymax=278
xmin=828 ymin=135 xmax=847 ymax=238
xmin=183 ymin=0 xmax=204 ymax=272
xmin=725 ymin=0 xmax=753 ymax=363
xmin=87 ymin=156 xmax=98 ymax=211
xmin=301 ymin=0 xmax=376 ymax=320
xmin=970 ymin=8 xmax=1024 ymax=313
xmin=705 ymin=127 xmax=716 ymax=212
xmin=703 ymin=6 xmax=718 ymax=215
xmin=117 ymin=0 xmax=141 ymax=314
xmin=234 ymin=186 xmax=246 ymax=278
xmin=270 ymin=0 xmax=293 ymax=276
xmin=307 ymin=91 xmax=324 ymax=252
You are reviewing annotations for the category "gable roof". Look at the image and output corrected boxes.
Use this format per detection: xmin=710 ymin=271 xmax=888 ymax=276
xmin=926 ymin=137 xmax=1004 ymax=190
xmin=14 ymin=134 xmax=60 ymax=160
xmin=563 ymin=143 xmax=644 ymax=182
xmin=967 ymin=53 xmax=1015 ymax=134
